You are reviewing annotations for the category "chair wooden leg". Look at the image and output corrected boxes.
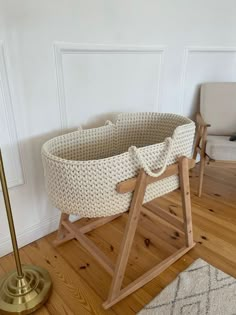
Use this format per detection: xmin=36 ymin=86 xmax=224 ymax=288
xmin=193 ymin=149 xmax=198 ymax=161
xmin=198 ymin=155 xmax=205 ymax=197
xmin=104 ymin=170 xmax=147 ymax=305
xmin=179 ymin=157 xmax=194 ymax=247
xmin=197 ymin=125 xmax=208 ymax=198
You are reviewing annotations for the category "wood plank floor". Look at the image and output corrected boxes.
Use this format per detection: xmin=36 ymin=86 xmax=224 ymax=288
xmin=1 ymin=164 xmax=236 ymax=314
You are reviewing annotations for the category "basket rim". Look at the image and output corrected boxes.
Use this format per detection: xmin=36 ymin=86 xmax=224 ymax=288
xmin=41 ymin=112 xmax=194 ymax=165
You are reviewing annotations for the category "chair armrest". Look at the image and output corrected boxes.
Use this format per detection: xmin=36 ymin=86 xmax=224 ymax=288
xmin=193 ymin=113 xmax=210 ymax=159
xmin=196 ymin=113 xmax=211 ymax=128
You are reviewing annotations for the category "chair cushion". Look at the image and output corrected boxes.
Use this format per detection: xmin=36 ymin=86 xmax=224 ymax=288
xmin=200 ymin=83 xmax=236 ymax=135
xmin=205 ymin=135 xmax=236 ymax=161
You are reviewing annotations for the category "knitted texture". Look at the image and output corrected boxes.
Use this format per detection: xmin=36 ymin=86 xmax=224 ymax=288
xmin=42 ymin=113 xmax=195 ymax=217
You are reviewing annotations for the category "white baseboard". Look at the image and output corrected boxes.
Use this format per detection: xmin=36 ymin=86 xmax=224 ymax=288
xmin=0 ymin=213 xmax=61 ymax=257
xmin=0 ymin=211 xmax=81 ymax=257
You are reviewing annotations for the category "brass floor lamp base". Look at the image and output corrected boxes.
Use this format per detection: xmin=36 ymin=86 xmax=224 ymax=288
xmin=0 ymin=265 xmax=52 ymax=315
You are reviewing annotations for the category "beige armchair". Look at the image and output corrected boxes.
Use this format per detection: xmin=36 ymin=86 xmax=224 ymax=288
xmin=193 ymin=82 xmax=236 ymax=197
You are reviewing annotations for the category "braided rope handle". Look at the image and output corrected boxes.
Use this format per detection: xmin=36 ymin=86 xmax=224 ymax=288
xmin=129 ymin=137 xmax=173 ymax=177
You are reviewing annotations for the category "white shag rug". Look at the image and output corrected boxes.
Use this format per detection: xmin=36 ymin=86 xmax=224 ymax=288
xmin=138 ymin=258 xmax=236 ymax=315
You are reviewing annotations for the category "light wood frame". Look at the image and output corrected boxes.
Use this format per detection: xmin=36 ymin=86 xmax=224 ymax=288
xmin=53 ymin=156 xmax=196 ymax=309
xmin=193 ymin=113 xmax=236 ymax=197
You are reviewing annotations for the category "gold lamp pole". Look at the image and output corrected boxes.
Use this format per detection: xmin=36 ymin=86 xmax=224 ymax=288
xmin=0 ymin=149 xmax=52 ymax=314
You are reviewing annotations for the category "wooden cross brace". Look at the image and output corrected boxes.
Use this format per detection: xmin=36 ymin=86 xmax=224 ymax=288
xmin=53 ymin=156 xmax=196 ymax=309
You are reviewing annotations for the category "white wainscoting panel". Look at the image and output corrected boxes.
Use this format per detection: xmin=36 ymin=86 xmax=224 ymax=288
xmin=0 ymin=42 xmax=24 ymax=189
xmin=54 ymin=43 xmax=165 ymax=129
xmin=181 ymin=47 xmax=236 ymax=118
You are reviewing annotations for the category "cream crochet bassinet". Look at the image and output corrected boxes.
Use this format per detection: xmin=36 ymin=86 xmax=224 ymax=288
xmin=42 ymin=112 xmax=195 ymax=218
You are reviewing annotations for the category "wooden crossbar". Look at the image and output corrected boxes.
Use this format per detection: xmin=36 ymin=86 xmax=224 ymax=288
xmin=116 ymin=158 xmax=195 ymax=194
xmin=103 ymin=244 xmax=195 ymax=309
xmin=142 ymin=204 xmax=184 ymax=232
xmin=53 ymin=233 xmax=75 ymax=247
xmin=53 ymin=213 xmax=122 ymax=247
xmin=62 ymin=220 xmax=115 ymax=276
xmin=79 ymin=213 xmax=122 ymax=234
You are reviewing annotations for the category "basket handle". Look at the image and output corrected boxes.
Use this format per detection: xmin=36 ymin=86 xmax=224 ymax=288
xmin=129 ymin=137 xmax=173 ymax=178
xmin=105 ymin=120 xmax=114 ymax=126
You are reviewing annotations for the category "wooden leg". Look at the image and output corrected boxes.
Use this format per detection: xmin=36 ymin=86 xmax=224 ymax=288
xmin=198 ymin=155 xmax=206 ymax=197
xmin=179 ymin=157 xmax=194 ymax=248
xmin=104 ymin=170 xmax=147 ymax=305
xmin=57 ymin=213 xmax=69 ymax=239
xmin=53 ymin=213 xmax=74 ymax=247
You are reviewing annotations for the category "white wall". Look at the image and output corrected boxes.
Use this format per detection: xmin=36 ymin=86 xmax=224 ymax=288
xmin=1 ymin=0 xmax=236 ymax=256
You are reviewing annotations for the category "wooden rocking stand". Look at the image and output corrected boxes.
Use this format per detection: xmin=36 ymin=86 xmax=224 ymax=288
xmin=53 ymin=156 xmax=196 ymax=309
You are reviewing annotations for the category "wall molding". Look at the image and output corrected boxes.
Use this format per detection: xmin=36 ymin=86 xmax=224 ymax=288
xmin=179 ymin=46 xmax=236 ymax=115
xmin=54 ymin=42 xmax=166 ymax=129
xmin=0 ymin=41 xmax=24 ymax=188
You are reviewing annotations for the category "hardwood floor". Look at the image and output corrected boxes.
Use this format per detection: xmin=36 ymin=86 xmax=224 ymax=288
xmin=1 ymin=164 xmax=236 ymax=314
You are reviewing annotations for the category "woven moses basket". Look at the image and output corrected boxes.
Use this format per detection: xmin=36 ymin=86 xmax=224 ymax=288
xmin=42 ymin=113 xmax=195 ymax=218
